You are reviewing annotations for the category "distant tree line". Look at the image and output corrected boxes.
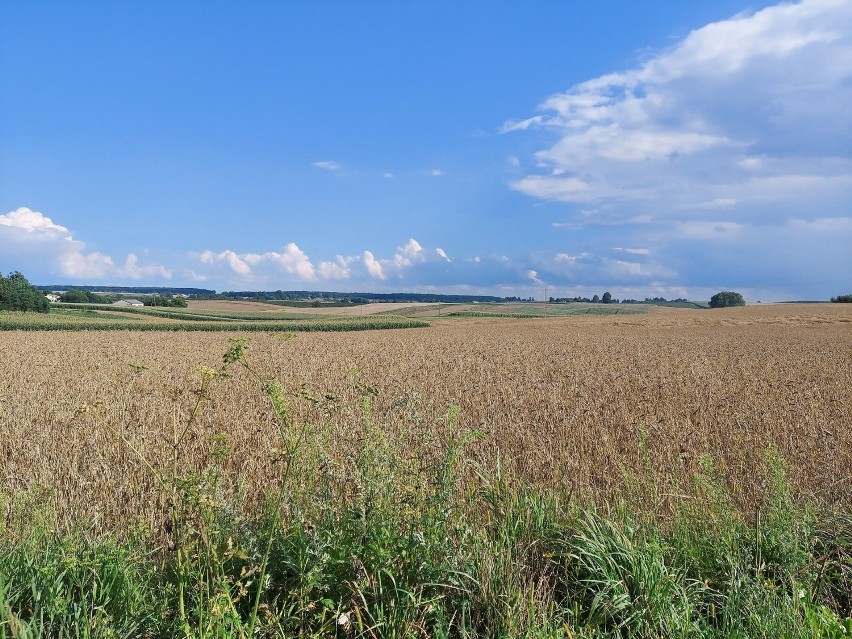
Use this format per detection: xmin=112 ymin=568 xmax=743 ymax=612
xmin=830 ymin=293 xmax=852 ymax=303
xmin=145 ymin=295 xmax=188 ymax=308
xmin=208 ymin=290 xmax=514 ymax=304
xmin=0 ymin=272 xmax=49 ymax=313
xmin=37 ymin=285 xmax=214 ymax=296
xmin=548 ymin=293 xmax=690 ymax=305
xmin=59 ymin=289 xmax=120 ymax=304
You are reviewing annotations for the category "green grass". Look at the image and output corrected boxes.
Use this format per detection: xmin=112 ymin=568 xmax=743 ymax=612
xmin=1 ymin=341 xmax=849 ymax=638
xmin=651 ymin=300 xmax=710 ymax=309
xmin=2 ymin=460 xmax=849 ymax=637
xmin=51 ymin=307 xmax=145 ymax=321
xmin=56 ymin=304 xmax=332 ymax=321
xmin=374 ymin=304 xmax=455 ymax=316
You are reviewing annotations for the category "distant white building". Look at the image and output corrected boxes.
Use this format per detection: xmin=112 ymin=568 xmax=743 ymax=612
xmin=45 ymin=293 xmax=60 ymax=303
xmin=112 ymin=299 xmax=145 ymax=307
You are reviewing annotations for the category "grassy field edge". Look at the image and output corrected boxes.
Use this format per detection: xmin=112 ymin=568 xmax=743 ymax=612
xmin=1 ymin=339 xmax=849 ymax=638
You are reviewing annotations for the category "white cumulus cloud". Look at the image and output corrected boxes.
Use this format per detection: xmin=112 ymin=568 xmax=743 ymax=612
xmin=506 ymin=0 xmax=852 ymax=222
xmin=318 ymin=255 xmax=357 ymax=280
xmin=362 ymin=250 xmax=386 ymax=280
xmin=0 ymin=207 xmax=70 ymax=237
xmin=120 ymin=253 xmax=172 ymax=280
xmin=58 ymin=252 xmax=115 ymax=278
xmin=253 ymin=243 xmax=317 ymax=281
xmin=313 ymin=160 xmax=343 ymax=172
xmin=2 ymin=207 xmax=171 ymax=282
xmin=200 ymin=250 xmax=253 ymax=277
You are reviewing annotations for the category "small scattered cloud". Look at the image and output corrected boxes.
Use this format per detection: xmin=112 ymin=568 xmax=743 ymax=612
xmin=527 ymin=269 xmax=543 ymax=284
xmin=430 ymin=169 xmax=444 ymax=177
xmin=436 ymin=248 xmax=451 ymax=262
xmin=383 ymin=171 xmax=395 ymax=178
xmin=500 ymin=115 xmax=545 ymax=133
xmin=555 ymin=253 xmax=579 ymax=264
xmin=613 ymin=247 xmax=651 ymax=255
xmin=696 ymin=198 xmax=737 ymax=209
xmin=677 ymin=220 xmax=744 ymax=240
xmin=312 ymin=160 xmax=343 ymax=172
xmin=552 ymin=221 xmax=583 ymax=230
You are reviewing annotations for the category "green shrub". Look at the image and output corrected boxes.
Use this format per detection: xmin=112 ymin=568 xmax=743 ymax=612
xmin=709 ymin=291 xmax=746 ymax=308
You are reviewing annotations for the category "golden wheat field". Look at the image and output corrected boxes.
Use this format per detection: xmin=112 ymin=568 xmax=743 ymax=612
xmin=1 ymin=303 xmax=850 ymax=533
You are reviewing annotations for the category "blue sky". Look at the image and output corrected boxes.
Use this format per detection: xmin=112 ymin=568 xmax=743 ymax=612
xmin=2 ymin=0 xmax=850 ymax=300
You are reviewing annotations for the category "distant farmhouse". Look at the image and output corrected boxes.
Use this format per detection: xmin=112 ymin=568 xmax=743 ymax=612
xmin=112 ymin=299 xmax=145 ymax=307
xmin=45 ymin=293 xmax=60 ymax=303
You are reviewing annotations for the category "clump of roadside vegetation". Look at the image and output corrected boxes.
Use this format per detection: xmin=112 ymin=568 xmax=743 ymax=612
xmin=831 ymin=293 xmax=852 ymax=303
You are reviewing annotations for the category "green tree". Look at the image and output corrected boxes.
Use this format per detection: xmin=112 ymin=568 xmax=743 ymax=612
xmin=591 ymin=294 xmax=600 ymax=303
xmin=0 ymin=271 xmax=50 ymax=313
xmin=830 ymin=294 xmax=852 ymax=303
xmin=602 ymin=292 xmax=612 ymax=304
xmin=709 ymin=291 xmax=746 ymax=308
xmin=60 ymin=289 xmax=90 ymax=303
xmin=145 ymin=294 xmax=188 ymax=307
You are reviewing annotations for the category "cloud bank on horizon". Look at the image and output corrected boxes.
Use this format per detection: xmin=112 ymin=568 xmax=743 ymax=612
xmin=2 ymin=0 xmax=850 ymax=300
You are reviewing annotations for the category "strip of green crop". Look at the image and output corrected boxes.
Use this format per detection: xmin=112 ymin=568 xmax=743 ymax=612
xmin=444 ymin=311 xmax=541 ymax=318
xmin=0 ymin=313 xmax=429 ymax=332
xmin=63 ymin=305 xmax=324 ymax=321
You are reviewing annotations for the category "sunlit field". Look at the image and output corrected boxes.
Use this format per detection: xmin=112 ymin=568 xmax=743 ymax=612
xmin=1 ymin=303 xmax=850 ymax=636
xmin=2 ymin=303 xmax=849 ymax=521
